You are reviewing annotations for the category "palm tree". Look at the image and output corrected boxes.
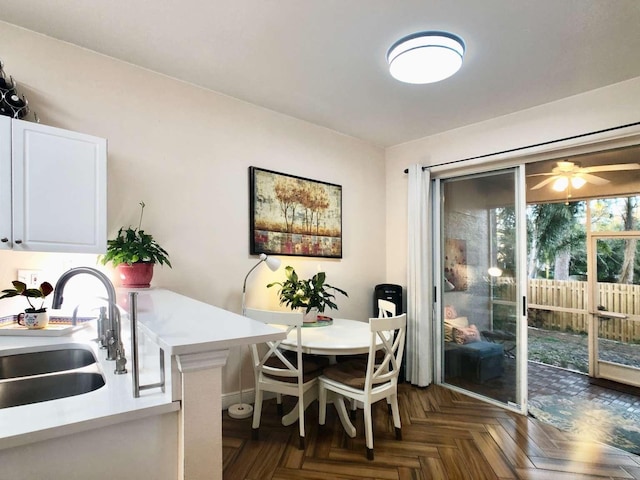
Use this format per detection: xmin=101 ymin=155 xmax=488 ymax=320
xmin=619 ymin=197 xmax=637 ymax=284
xmin=527 ymin=202 xmax=584 ymax=279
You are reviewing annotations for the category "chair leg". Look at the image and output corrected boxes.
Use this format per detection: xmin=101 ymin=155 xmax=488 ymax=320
xmin=297 ymin=391 xmax=306 ymax=450
xmin=276 ymin=393 xmax=283 ymax=416
xmin=252 ymin=389 xmax=263 ymax=431
xmin=363 ymin=401 xmax=374 ymax=461
xmin=318 ymin=384 xmax=327 ymax=425
xmin=390 ymin=393 xmax=402 ymax=440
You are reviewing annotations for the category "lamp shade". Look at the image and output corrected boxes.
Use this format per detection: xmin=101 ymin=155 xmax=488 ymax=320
xmin=570 ymin=176 xmax=586 ymax=189
xmin=387 ymin=31 xmax=465 ymax=84
xmin=264 ymin=254 xmax=281 ymax=272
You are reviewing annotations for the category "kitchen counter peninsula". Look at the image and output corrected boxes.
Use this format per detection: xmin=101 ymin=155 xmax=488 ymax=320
xmin=0 ymin=288 xmax=285 ymax=480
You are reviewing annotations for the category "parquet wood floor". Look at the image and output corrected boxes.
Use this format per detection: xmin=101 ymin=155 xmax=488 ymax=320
xmin=222 ymin=383 xmax=640 ymax=479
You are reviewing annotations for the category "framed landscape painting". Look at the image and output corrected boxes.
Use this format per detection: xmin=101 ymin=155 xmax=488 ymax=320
xmin=249 ymin=167 xmax=342 ymax=258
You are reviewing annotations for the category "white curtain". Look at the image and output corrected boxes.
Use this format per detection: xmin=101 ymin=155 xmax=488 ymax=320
xmin=406 ymin=164 xmax=432 ymax=386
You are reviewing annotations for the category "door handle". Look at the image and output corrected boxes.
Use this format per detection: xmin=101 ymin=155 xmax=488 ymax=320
xmin=589 ymin=311 xmax=627 ymax=320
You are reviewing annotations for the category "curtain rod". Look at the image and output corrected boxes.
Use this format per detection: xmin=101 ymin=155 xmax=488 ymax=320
xmin=402 ymin=120 xmax=640 ymax=174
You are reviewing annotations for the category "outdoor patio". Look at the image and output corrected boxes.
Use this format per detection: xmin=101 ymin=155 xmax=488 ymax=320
xmin=528 ymin=360 xmax=640 ymax=415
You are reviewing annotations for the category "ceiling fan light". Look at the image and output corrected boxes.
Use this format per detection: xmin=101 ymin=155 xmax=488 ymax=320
xmin=387 ymin=31 xmax=465 ymax=84
xmin=570 ymin=176 xmax=586 ymax=189
xmin=552 ymin=176 xmax=569 ymax=192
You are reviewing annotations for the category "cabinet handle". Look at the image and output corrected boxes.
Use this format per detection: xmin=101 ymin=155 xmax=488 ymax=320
xmin=0 ymin=237 xmax=8 ymax=243
xmin=14 ymin=239 xmax=22 ymax=244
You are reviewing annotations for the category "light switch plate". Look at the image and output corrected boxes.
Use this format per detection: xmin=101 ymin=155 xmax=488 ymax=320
xmin=17 ymin=269 xmax=42 ymax=288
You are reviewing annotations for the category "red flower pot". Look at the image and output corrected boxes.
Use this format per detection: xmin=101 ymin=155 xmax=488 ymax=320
xmin=116 ymin=263 xmax=154 ymax=288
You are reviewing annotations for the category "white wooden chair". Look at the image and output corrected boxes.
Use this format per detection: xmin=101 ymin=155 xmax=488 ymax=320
xmin=245 ymin=308 xmax=328 ymax=449
xmin=377 ymin=298 xmax=396 ymax=317
xmin=343 ymin=297 xmax=398 ymax=415
xmin=318 ymin=313 xmax=407 ymax=460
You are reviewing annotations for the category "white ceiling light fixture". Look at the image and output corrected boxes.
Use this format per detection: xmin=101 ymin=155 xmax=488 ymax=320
xmin=552 ymin=176 xmax=569 ymax=192
xmin=387 ymin=31 xmax=465 ymax=84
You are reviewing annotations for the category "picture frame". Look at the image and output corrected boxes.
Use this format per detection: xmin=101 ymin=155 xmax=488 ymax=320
xmin=444 ymin=238 xmax=468 ymax=291
xmin=249 ymin=167 xmax=342 ymax=258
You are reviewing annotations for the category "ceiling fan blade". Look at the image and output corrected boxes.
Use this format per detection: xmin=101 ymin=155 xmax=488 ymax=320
xmin=529 ymin=176 xmax=558 ymax=190
xmin=581 ymin=173 xmax=610 ymax=185
xmin=526 ymin=172 xmax=556 ymax=177
xmin=581 ymin=163 xmax=640 ymax=173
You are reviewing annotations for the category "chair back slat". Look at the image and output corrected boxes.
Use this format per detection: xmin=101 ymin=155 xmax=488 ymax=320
xmin=245 ymin=308 xmax=304 ymax=382
xmin=366 ymin=313 xmax=406 ymax=389
xmin=377 ymin=299 xmax=396 ymax=318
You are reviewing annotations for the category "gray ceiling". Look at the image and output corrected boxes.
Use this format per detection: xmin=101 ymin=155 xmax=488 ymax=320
xmin=1 ymin=0 xmax=640 ymax=147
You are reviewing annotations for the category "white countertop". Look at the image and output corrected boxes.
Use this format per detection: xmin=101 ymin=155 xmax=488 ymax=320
xmin=118 ymin=288 xmax=285 ymax=355
xmin=0 ymin=289 xmax=285 ymax=450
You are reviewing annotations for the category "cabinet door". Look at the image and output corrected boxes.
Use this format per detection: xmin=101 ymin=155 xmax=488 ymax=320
xmin=11 ymin=119 xmax=107 ymax=253
xmin=0 ymin=116 xmax=11 ymax=250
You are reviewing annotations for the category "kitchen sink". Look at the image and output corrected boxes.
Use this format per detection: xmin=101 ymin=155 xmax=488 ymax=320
xmin=0 ymin=345 xmax=105 ymax=409
xmin=0 ymin=347 xmax=97 ymax=380
xmin=0 ymin=369 xmax=105 ymax=409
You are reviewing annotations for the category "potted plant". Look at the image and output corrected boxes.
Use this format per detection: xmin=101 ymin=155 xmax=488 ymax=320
xmin=100 ymin=201 xmax=172 ymax=288
xmin=267 ymin=266 xmax=348 ymax=322
xmin=0 ymin=280 xmax=54 ymax=329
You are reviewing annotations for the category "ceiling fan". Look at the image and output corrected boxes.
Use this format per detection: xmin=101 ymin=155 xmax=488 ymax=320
xmin=528 ymin=160 xmax=640 ymax=192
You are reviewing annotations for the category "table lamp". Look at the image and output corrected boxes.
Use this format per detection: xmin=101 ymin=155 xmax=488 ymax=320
xmin=228 ymin=253 xmax=281 ymax=420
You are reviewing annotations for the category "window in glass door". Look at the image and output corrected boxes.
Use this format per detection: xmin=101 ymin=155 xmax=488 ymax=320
xmin=440 ymin=168 xmax=523 ymax=408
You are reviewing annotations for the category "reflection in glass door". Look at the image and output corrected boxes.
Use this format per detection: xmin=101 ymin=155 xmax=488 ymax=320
xmin=438 ymin=167 xmax=526 ymax=411
xmin=590 ymin=234 xmax=640 ymax=387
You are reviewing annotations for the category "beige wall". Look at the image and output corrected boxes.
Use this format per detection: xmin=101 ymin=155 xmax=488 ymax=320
xmin=0 ymin=22 xmax=386 ymax=394
xmin=4 ymin=19 xmax=640 ymax=398
xmin=385 ymin=76 xmax=640 ymax=288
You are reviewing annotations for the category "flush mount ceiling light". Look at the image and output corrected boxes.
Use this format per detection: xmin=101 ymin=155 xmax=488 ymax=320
xmin=387 ymin=31 xmax=465 ymax=84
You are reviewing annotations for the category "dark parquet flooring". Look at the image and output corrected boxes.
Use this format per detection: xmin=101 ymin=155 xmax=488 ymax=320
xmin=222 ymin=368 xmax=640 ymax=479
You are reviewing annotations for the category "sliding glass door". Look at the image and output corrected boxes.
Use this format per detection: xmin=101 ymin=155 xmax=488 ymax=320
xmin=436 ymin=166 xmax=527 ymax=411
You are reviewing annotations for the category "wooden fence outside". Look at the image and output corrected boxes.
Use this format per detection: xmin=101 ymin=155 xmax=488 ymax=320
xmin=498 ymin=279 xmax=640 ymax=343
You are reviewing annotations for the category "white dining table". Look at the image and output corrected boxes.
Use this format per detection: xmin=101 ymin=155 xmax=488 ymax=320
xmin=275 ymin=317 xmax=380 ymax=436
xmin=279 ymin=318 xmax=377 ymax=356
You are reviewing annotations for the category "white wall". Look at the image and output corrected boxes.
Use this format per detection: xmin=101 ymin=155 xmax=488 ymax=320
xmin=385 ymin=76 xmax=640 ymax=287
xmin=0 ymin=22 xmax=386 ymax=394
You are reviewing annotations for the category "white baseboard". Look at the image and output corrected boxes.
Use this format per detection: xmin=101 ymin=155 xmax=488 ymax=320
xmin=221 ymin=388 xmax=277 ymax=411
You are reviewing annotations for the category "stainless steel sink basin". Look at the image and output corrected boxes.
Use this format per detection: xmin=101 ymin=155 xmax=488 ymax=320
xmin=0 ymin=369 xmax=105 ymax=409
xmin=0 ymin=348 xmax=97 ymax=380
xmin=0 ymin=345 xmax=105 ymax=409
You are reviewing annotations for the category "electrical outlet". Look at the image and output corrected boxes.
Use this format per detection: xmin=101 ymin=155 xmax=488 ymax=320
xmin=17 ymin=269 xmax=42 ymax=288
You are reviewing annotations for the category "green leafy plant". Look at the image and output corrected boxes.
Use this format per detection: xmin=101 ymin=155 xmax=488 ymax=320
xmin=100 ymin=201 xmax=172 ymax=268
xmin=267 ymin=266 xmax=348 ymax=313
xmin=0 ymin=281 xmax=54 ymax=313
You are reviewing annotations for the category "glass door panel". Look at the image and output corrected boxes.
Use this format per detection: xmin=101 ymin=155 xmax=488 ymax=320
xmin=591 ymin=236 xmax=640 ymax=387
xmin=440 ymin=167 xmax=525 ymax=409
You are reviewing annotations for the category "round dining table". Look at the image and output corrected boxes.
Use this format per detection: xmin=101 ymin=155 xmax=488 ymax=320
xmin=274 ymin=317 xmax=379 ymax=436
xmin=278 ymin=317 xmax=378 ymax=356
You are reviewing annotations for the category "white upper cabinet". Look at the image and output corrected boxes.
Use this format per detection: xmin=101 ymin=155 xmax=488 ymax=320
xmin=0 ymin=116 xmax=11 ymax=249
xmin=0 ymin=116 xmax=107 ymax=253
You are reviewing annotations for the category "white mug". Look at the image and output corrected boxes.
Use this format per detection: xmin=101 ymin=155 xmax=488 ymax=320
xmin=17 ymin=311 xmax=50 ymax=329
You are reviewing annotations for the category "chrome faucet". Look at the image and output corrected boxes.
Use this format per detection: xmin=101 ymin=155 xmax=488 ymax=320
xmin=52 ymin=267 xmax=127 ymax=374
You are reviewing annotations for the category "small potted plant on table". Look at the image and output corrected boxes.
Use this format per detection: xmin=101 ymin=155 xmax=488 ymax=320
xmin=0 ymin=280 xmax=54 ymax=329
xmin=100 ymin=201 xmax=172 ymax=288
xmin=267 ymin=266 xmax=348 ymax=322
